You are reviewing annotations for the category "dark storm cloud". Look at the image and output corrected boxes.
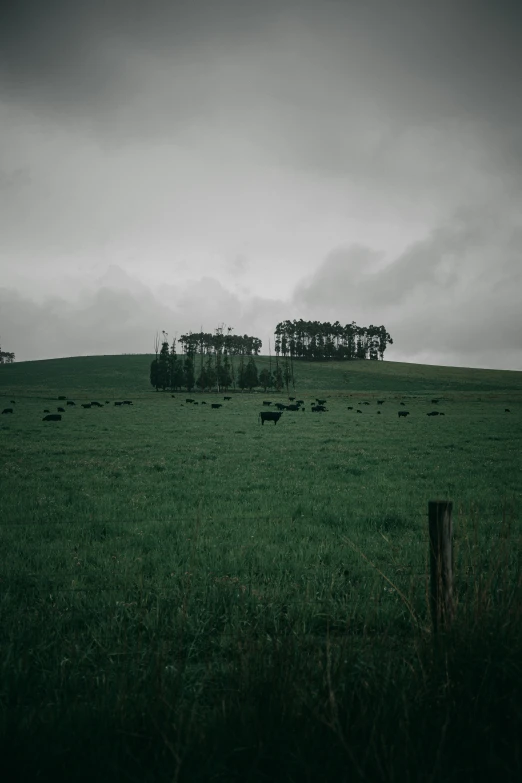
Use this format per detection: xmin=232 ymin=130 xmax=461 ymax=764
xmin=2 ymin=1 xmax=520 ymax=154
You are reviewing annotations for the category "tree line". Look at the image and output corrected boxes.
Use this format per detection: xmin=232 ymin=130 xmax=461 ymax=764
xmin=149 ymin=327 xmax=290 ymax=394
xmin=275 ymin=319 xmax=393 ymax=361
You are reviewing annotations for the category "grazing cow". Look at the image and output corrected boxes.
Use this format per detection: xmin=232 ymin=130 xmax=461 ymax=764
xmin=296 ymin=400 xmax=304 ymax=405
xmin=43 ymin=414 xmax=61 ymax=421
xmin=287 ymin=404 xmax=300 ymax=411
xmin=312 ymin=405 xmax=326 ymax=412
xmin=82 ymin=404 xmax=92 ymax=409
xmin=10 ymin=400 xmax=15 ymax=404
xmin=377 ymin=411 xmax=381 ymax=414
xmin=289 ymin=397 xmax=296 ymax=401
xmin=427 ymin=411 xmax=440 ymax=416
xmin=193 ymin=402 xmax=199 ymax=405
xmin=2 ymin=408 xmax=13 ymax=414
xmin=211 ymin=403 xmax=222 ymax=409
xmin=316 ymin=399 xmax=327 ymax=405
xmin=114 ymin=401 xmax=122 ymax=406
xmin=66 ymin=401 xmax=75 ymax=406
xmin=43 ymin=409 xmax=50 ymax=413
xmin=357 ymin=410 xmax=362 ymax=414
xmin=398 ymin=411 xmax=410 ymax=418
xmin=57 ymin=396 xmax=67 ymax=400
xmin=275 ymin=403 xmax=287 ymax=411
xmin=363 ymin=402 xmax=370 ymax=406
xmin=263 ymin=401 xmax=272 ymax=406
xmin=259 ymin=411 xmax=283 ymax=425
xmin=431 ymin=399 xmax=440 ymax=404
xmin=224 ymin=396 xmax=232 ymax=401
xmin=122 ymin=401 xmax=133 ymax=405
xmin=505 ymin=409 xmax=511 ymax=413
xmin=201 ymin=401 xmax=207 ymax=404
xmin=186 ymin=399 xmax=194 ymax=403
xmin=105 ymin=401 xmax=110 ymax=405
xmin=171 ymin=395 xmax=176 ymax=398
xmin=57 ymin=407 xmax=65 ymax=412
xmin=347 ymin=406 xmax=353 ymax=410
xmin=400 ymin=402 xmax=405 ymax=406
xmin=440 ymin=413 xmax=445 ymax=416
xmin=377 ymin=400 xmax=385 ymax=405
xmin=91 ymin=402 xmax=103 ymax=407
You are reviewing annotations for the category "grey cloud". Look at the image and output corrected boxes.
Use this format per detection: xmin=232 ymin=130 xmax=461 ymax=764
xmin=292 ymin=200 xmax=522 ymax=370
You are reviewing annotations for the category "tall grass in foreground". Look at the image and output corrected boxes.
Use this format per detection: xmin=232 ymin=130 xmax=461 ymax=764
xmin=1 ymin=509 xmax=521 ymax=783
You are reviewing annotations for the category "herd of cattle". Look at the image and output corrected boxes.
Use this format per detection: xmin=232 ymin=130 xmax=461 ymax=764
xmin=1 ymin=397 xmax=134 ymax=421
xmin=1 ymin=395 xmax=513 ymax=425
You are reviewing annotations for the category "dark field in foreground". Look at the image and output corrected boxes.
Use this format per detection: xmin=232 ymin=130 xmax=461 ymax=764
xmin=1 ymin=356 xmax=521 ymax=782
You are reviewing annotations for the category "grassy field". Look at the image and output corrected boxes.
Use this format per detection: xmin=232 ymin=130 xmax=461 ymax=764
xmin=1 ymin=355 xmax=521 ymax=782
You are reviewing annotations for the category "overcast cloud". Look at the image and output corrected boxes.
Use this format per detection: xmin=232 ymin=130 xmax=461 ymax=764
xmin=1 ymin=0 xmax=521 ymax=369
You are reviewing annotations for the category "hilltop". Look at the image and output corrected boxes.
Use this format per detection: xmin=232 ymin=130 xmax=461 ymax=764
xmin=1 ymin=353 xmax=521 ymax=397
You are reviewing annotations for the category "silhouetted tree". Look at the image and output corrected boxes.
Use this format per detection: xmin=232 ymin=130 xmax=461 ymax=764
xmin=244 ymin=356 xmax=259 ymax=390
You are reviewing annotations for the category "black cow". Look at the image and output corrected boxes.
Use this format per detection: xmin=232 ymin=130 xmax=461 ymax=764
xmin=312 ymin=405 xmax=326 ymax=412
xmin=105 ymin=401 xmax=110 ymax=405
xmin=43 ymin=414 xmax=61 ymax=421
xmin=1 ymin=408 xmax=13 ymax=414
xmin=400 ymin=402 xmax=405 ymax=406
xmin=505 ymin=409 xmax=511 ymax=413
xmin=211 ymin=403 xmax=222 ymax=409
xmin=347 ymin=406 xmax=353 ymax=410
xmin=57 ymin=396 xmax=67 ymax=400
xmin=357 ymin=410 xmax=362 ymax=414
xmin=171 ymin=395 xmax=176 ymax=398
xmin=287 ymin=404 xmax=300 ymax=411
xmin=377 ymin=400 xmax=385 ymax=405
xmin=263 ymin=401 xmax=272 ymax=406
xmin=431 ymin=399 xmax=440 ymax=404
xmin=122 ymin=401 xmax=133 ymax=405
xmin=296 ymin=400 xmax=304 ymax=405
xmin=43 ymin=409 xmax=50 ymax=413
xmin=91 ymin=402 xmax=103 ymax=407
xmin=186 ymin=399 xmax=194 ymax=403
xmin=275 ymin=403 xmax=287 ymax=411
xmin=439 ymin=412 xmax=445 ymax=415
xmin=10 ymin=400 xmax=15 ymax=404
xmin=363 ymin=402 xmax=370 ymax=406
xmin=427 ymin=411 xmax=440 ymax=416
xmin=377 ymin=411 xmax=381 ymax=414
xmin=82 ymin=404 xmax=92 ymax=409
xmin=289 ymin=397 xmax=296 ymax=401
xmin=193 ymin=402 xmax=198 ymax=405
xmin=66 ymin=401 xmax=75 ymax=406
xmin=316 ymin=399 xmax=327 ymax=405
xmin=57 ymin=407 xmax=65 ymax=412
xmin=398 ymin=411 xmax=410 ymax=418
xmin=259 ymin=411 xmax=283 ymax=425
xmin=114 ymin=402 xmax=122 ymax=406
xmin=224 ymin=396 xmax=232 ymax=401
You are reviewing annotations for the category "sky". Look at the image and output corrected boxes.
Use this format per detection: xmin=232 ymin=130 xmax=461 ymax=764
xmin=1 ymin=0 xmax=521 ymax=369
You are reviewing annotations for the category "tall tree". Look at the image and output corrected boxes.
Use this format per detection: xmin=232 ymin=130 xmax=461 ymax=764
xmin=183 ymin=354 xmax=195 ymax=392
xmin=244 ymin=356 xmax=259 ymax=391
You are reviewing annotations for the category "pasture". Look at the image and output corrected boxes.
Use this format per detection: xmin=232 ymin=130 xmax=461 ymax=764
xmin=1 ymin=355 xmax=521 ymax=782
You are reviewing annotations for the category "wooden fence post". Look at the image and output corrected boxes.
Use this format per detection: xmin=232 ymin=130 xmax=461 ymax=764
xmin=428 ymin=500 xmax=454 ymax=633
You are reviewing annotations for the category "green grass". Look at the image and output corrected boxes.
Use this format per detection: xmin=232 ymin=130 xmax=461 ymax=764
xmin=1 ymin=355 xmax=522 ymax=782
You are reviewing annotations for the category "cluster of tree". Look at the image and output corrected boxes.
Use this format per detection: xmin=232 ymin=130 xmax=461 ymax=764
xmin=149 ymin=326 xmax=290 ymax=393
xmin=274 ymin=319 xmax=393 ymax=361
xmin=0 ymin=340 xmax=15 ymax=364
xmin=178 ymin=330 xmax=262 ymax=356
